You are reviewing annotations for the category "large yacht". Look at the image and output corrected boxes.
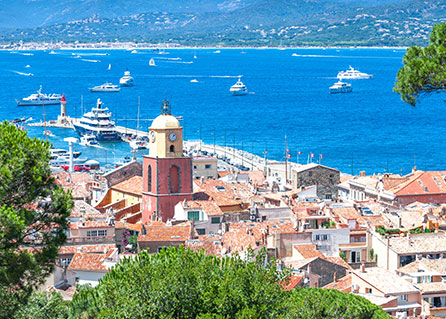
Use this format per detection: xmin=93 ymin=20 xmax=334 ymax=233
xmin=89 ymin=82 xmax=120 ymax=92
xmin=16 ymin=85 xmax=62 ymax=106
xmin=119 ymin=70 xmax=134 ymax=87
xmin=329 ymin=81 xmax=353 ymax=94
xmin=229 ymin=77 xmax=248 ymax=96
xmin=337 ymin=66 xmax=372 ymax=80
xmin=73 ymin=99 xmax=120 ymax=141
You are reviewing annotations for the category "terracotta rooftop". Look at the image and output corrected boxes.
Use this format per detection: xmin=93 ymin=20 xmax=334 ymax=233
xmin=294 ymin=244 xmax=324 ymax=259
xmin=323 ymin=273 xmax=352 ymax=293
xmin=69 ymin=220 xmax=114 ymax=230
xmin=138 ymin=221 xmax=196 ymax=242
xmin=185 ymin=235 xmax=223 ymax=257
xmin=70 ymin=200 xmax=103 ymax=219
xmin=352 ymin=267 xmax=418 ymax=295
xmin=390 ymin=171 xmax=446 ymax=196
xmin=386 ymin=233 xmax=446 ymax=254
xmin=111 ymin=175 xmax=143 ymax=196
xmin=68 ymin=248 xmax=117 ymax=272
xmin=58 ymin=244 xmax=116 ymax=255
xmin=194 ymin=179 xmax=253 ymax=206
xmin=280 ymin=275 xmax=303 ymax=290
xmin=331 ymin=206 xmax=361 ymax=221
xmin=114 ymin=221 xmax=143 ymax=232
xmin=398 ymin=258 xmax=446 ymax=275
xmin=182 ymin=200 xmax=223 ymax=216
xmin=53 ymin=172 xmax=92 ymax=199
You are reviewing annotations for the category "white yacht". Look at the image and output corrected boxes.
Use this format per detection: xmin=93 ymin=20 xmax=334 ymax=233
xmin=119 ymin=70 xmax=134 ymax=87
xmin=79 ymin=134 xmax=99 ymax=146
xmin=337 ymin=66 xmax=372 ymax=80
xmin=51 ymin=148 xmax=82 ymax=159
xmin=190 ymin=79 xmax=199 ymax=83
xmin=329 ymin=81 xmax=353 ymax=94
xmin=149 ymin=58 xmax=156 ymax=67
xmin=229 ymin=77 xmax=248 ymax=96
xmin=73 ymin=98 xmax=120 ymax=141
xmin=16 ymin=85 xmax=62 ymax=106
xmin=89 ymin=82 xmax=120 ymax=92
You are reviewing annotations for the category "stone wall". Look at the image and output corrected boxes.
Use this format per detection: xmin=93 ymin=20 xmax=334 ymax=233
xmin=103 ymin=161 xmax=142 ymax=188
xmin=292 ymin=165 xmax=340 ymax=199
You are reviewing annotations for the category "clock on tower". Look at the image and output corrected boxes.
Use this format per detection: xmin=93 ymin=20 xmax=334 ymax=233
xmin=142 ymin=100 xmax=193 ymax=223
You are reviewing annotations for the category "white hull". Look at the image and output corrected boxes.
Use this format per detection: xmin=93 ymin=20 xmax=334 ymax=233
xmin=230 ymin=89 xmax=248 ymax=96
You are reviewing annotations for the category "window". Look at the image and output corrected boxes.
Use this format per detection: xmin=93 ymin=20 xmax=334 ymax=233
xmin=205 ymin=164 xmax=212 ymax=169
xmin=147 ymin=164 xmax=152 ymax=192
xmin=59 ymin=258 xmax=72 ymax=267
xmin=196 ymin=228 xmax=206 ymax=235
xmin=365 ymin=288 xmax=372 ymax=294
xmin=187 ymin=211 xmax=200 ymax=221
xmin=98 ymin=230 xmax=107 ymax=237
xmin=170 ymin=145 xmax=175 ymax=153
xmin=87 ymin=230 xmax=97 ymax=237
xmin=309 ymin=171 xmax=313 ymax=177
xmin=211 ymin=217 xmax=220 ymax=224
xmin=398 ymin=295 xmax=408 ymax=303
xmin=169 ymin=164 xmax=180 ymax=193
xmin=193 ymin=165 xmax=197 ymax=169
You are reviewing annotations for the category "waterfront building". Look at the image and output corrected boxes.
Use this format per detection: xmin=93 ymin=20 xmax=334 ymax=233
xmin=291 ymin=163 xmax=340 ymax=200
xmin=192 ymin=156 xmax=218 ymax=179
xmin=142 ymin=101 xmax=193 ymax=223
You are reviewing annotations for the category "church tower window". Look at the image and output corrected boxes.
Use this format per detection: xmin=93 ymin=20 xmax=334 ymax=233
xmin=147 ymin=165 xmax=152 ymax=192
xmin=169 ymin=164 xmax=180 ymax=193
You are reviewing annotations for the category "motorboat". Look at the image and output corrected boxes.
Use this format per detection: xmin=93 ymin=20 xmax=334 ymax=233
xmin=16 ymin=85 xmax=62 ymax=106
xmin=79 ymin=134 xmax=99 ymax=147
xmin=214 ymin=50 xmax=221 ymax=54
xmin=43 ymin=129 xmax=55 ymax=137
xmin=229 ymin=77 xmax=248 ymax=96
xmin=190 ymin=79 xmax=199 ymax=83
xmin=49 ymin=155 xmax=87 ymax=167
xmin=72 ymin=98 xmax=121 ymax=141
xmin=337 ymin=66 xmax=372 ymax=80
xmin=89 ymin=82 xmax=120 ymax=92
xmin=130 ymin=135 xmax=149 ymax=150
xmin=329 ymin=81 xmax=353 ymax=94
xmin=51 ymin=148 xmax=82 ymax=159
xmin=149 ymin=58 xmax=156 ymax=67
xmin=119 ymin=70 xmax=134 ymax=87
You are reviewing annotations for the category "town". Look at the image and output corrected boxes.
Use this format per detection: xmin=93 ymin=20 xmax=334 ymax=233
xmin=39 ymin=101 xmax=446 ymax=318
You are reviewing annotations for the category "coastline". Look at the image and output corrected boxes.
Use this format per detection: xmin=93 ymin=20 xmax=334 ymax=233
xmin=0 ymin=43 xmax=409 ymax=51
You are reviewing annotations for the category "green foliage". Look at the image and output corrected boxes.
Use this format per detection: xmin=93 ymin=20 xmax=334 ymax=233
xmin=394 ymin=23 xmax=446 ymax=106
xmin=375 ymin=226 xmax=400 ymax=236
xmin=15 ymin=291 xmax=68 ymax=319
xmin=0 ymin=122 xmax=72 ymax=318
xmin=70 ymin=246 xmax=390 ymax=318
xmin=321 ymin=220 xmax=335 ymax=229
xmin=339 ymin=251 xmax=347 ymax=262
xmin=283 ymin=288 xmax=389 ymax=319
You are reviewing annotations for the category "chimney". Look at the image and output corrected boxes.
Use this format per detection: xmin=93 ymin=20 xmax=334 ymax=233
xmin=360 ymin=171 xmax=366 ymax=177
xmin=333 ymin=272 xmax=337 ymax=282
xmin=412 ymin=166 xmax=417 ymax=174
xmin=360 ymin=263 xmax=366 ymax=273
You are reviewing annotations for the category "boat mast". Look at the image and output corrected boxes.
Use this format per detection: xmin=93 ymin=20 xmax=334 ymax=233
xmin=42 ymin=101 xmax=47 ymax=141
xmin=284 ymin=135 xmax=288 ymax=185
xmin=137 ymin=96 xmax=140 ymax=135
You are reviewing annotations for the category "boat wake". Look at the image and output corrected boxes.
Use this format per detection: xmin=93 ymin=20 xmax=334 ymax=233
xmin=11 ymin=70 xmax=34 ymax=76
xmin=164 ymin=60 xmax=193 ymax=64
xmin=76 ymin=53 xmax=110 ymax=56
xmin=156 ymin=57 xmax=182 ymax=61
xmin=80 ymin=59 xmax=101 ymax=63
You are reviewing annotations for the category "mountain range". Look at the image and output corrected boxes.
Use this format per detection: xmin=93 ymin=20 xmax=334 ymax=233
xmin=1 ymin=0 xmax=445 ymax=46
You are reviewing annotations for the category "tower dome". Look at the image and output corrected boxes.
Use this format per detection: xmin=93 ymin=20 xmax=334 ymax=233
xmin=150 ymin=114 xmax=180 ymax=129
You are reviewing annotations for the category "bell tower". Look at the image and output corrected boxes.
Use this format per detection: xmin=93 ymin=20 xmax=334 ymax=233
xmin=142 ymin=100 xmax=193 ymax=223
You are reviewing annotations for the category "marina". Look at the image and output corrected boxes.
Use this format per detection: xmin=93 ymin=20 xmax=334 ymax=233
xmin=2 ymin=48 xmax=445 ymax=175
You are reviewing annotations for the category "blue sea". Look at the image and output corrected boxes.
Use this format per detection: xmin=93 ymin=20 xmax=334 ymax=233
xmin=0 ymin=48 xmax=444 ymax=175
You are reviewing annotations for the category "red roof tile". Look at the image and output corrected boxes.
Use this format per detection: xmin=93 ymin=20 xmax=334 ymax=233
xmin=294 ymin=244 xmax=324 ymax=259
xmin=111 ymin=176 xmax=143 ymax=196
xmin=68 ymin=248 xmax=117 ymax=272
xmin=138 ymin=222 xmax=196 ymax=242
xmin=280 ymin=275 xmax=303 ymax=290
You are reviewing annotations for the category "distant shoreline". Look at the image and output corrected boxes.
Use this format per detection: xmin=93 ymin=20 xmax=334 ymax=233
xmin=0 ymin=43 xmax=409 ymax=51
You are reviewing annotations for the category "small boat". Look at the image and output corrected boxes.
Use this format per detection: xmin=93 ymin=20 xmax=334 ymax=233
xmin=107 ymin=64 xmax=111 ymax=70
xmin=214 ymin=50 xmax=221 ymax=54
xmin=43 ymin=129 xmax=55 ymax=137
xmin=131 ymin=50 xmax=138 ymax=54
xmin=49 ymin=50 xmax=56 ymax=54
xmin=337 ymin=66 xmax=372 ymax=80
xmin=16 ymin=85 xmax=62 ymax=106
xmin=25 ymin=65 xmax=31 ymax=68
xmin=89 ymin=82 xmax=120 ymax=92
xmin=190 ymin=79 xmax=199 ymax=83
xmin=149 ymin=58 xmax=156 ymax=67
xmin=229 ymin=77 xmax=248 ymax=96
xmin=119 ymin=70 xmax=134 ymax=87
xmin=130 ymin=135 xmax=149 ymax=150
xmin=79 ymin=134 xmax=99 ymax=147
xmin=329 ymin=81 xmax=353 ymax=94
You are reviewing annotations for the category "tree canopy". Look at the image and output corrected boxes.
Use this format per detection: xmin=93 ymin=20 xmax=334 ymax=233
xmin=394 ymin=22 xmax=446 ymax=106
xmin=70 ymin=246 xmax=389 ymax=319
xmin=0 ymin=121 xmax=72 ymax=318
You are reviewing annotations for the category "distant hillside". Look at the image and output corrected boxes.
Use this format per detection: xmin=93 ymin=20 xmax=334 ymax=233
xmin=1 ymin=0 xmax=445 ymax=46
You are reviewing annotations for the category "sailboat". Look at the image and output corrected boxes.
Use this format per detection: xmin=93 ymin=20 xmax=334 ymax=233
xmin=129 ymin=97 xmax=149 ymax=150
xmin=107 ymin=64 xmax=111 ymax=70
xmin=149 ymin=58 xmax=156 ymax=67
